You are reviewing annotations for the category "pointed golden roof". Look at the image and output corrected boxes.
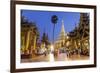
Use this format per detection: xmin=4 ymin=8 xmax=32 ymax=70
xmin=60 ymin=20 xmax=65 ymax=37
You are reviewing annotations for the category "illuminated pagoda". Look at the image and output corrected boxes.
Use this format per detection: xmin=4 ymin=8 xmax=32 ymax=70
xmin=54 ymin=20 xmax=69 ymax=49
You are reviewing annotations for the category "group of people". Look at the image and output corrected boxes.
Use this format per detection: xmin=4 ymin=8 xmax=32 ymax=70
xmin=53 ymin=47 xmax=89 ymax=58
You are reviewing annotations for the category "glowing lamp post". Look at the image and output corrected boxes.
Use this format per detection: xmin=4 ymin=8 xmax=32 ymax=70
xmin=49 ymin=45 xmax=54 ymax=62
xmin=51 ymin=45 xmax=54 ymax=52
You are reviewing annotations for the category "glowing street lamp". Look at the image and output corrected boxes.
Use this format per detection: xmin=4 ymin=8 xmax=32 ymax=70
xmin=49 ymin=45 xmax=54 ymax=62
xmin=50 ymin=45 xmax=54 ymax=52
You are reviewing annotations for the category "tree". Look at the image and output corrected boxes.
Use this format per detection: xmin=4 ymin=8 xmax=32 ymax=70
xmin=51 ymin=15 xmax=58 ymax=44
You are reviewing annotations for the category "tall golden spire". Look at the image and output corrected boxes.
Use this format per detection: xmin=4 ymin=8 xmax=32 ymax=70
xmin=60 ymin=20 xmax=65 ymax=38
xmin=55 ymin=20 xmax=66 ymax=48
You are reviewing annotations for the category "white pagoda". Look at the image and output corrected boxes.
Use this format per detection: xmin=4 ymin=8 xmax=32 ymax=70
xmin=54 ymin=20 xmax=68 ymax=49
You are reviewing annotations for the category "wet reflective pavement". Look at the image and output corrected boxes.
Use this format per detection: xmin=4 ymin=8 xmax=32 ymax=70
xmin=21 ymin=53 xmax=89 ymax=63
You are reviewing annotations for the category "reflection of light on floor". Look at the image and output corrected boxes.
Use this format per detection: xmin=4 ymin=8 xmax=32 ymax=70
xmin=49 ymin=53 xmax=54 ymax=62
xmin=50 ymin=45 xmax=54 ymax=62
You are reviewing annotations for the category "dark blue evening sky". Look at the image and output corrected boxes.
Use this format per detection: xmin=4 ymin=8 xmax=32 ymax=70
xmin=21 ymin=10 xmax=80 ymax=42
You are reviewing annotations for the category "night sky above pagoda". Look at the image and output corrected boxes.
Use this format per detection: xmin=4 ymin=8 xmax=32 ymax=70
xmin=21 ymin=10 xmax=80 ymax=42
